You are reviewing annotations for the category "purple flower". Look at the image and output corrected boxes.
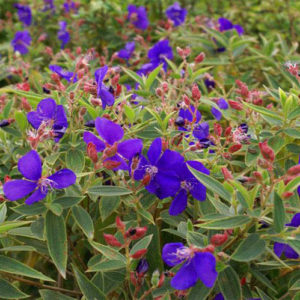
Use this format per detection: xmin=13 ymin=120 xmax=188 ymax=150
xmin=162 ymin=243 xmax=217 ymax=290
xmin=58 ymin=21 xmax=70 ymax=49
xmin=94 ymin=65 xmax=115 ymax=109
xmin=274 ymin=213 xmax=300 ymax=259
xmin=27 ymin=98 xmax=68 ymax=142
xmin=217 ymin=98 xmax=228 ymax=110
xmin=218 ymin=18 xmax=244 ymax=36
xmin=133 ymin=138 xmax=184 ymax=199
xmin=211 ymin=107 xmax=222 ymax=120
xmin=128 ymin=5 xmax=149 ymax=31
xmin=137 ymin=63 xmax=156 ymax=76
xmin=49 ymin=65 xmax=78 ymax=83
xmin=14 ymin=4 xmax=32 ymax=26
xmin=179 ymin=105 xmax=201 ymax=124
xmin=193 ymin=122 xmax=209 ymax=140
xmin=43 ymin=0 xmax=55 ymax=12
xmin=118 ymin=41 xmax=135 ymax=60
xmin=83 ymin=117 xmax=143 ymax=171
xmin=148 ymin=40 xmax=173 ymax=72
xmin=165 ymin=2 xmax=187 ymax=27
xmin=214 ymin=293 xmax=225 ymax=300
xmin=204 ymin=78 xmax=215 ymax=90
xmin=63 ymin=1 xmax=78 ymax=13
xmin=3 ymin=150 xmax=76 ymax=205
xmin=11 ymin=30 xmax=31 ymax=55
xmin=169 ymin=161 xmax=209 ymax=215
xmin=136 ymin=258 xmax=149 ymax=275
xmin=298 ymin=156 xmax=300 ymax=197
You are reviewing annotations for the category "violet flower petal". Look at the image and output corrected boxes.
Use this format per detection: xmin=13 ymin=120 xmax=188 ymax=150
xmin=18 ymin=150 xmax=42 ymax=180
xmin=47 ymin=169 xmax=76 ymax=189
xmin=3 ymin=180 xmax=37 ymax=201
xmin=25 ymin=188 xmax=47 ymax=205
xmin=162 ymin=242 xmax=185 ymax=267
xmin=95 ymin=117 xmax=124 ymax=145
xmin=171 ymin=260 xmax=198 ymax=290
xmin=169 ymin=189 xmax=188 ymax=216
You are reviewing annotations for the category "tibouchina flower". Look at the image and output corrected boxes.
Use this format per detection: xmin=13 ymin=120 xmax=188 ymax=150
xmin=11 ymin=30 xmax=31 ymax=55
xmin=133 ymin=137 xmax=184 ymax=199
xmin=118 ymin=42 xmax=135 ymax=60
xmin=83 ymin=117 xmax=143 ymax=170
xmin=49 ymin=65 xmax=78 ymax=83
xmin=3 ymin=150 xmax=76 ymax=205
xmin=14 ymin=4 xmax=32 ymax=26
xmin=148 ymin=40 xmax=174 ymax=72
xmin=165 ymin=2 xmax=187 ymax=27
xmin=211 ymin=107 xmax=222 ymax=120
xmin=218 ymin=18 xmax=244 ymax=36
xmin=169 ymin=161 xmax=209 ymax=215
xmin=162 ymin=243 xmax=218 ymax=290
xmin=27 ymin=98 xmax=68 ymax=142
xmin=94 ymin=65 xmax=115 ymax=109
xmin=274 ymin=213 xmax=300 ymax=259
xmin=127 ymin=5 xmax=149 ymax=31
xmin=58 ymin=21 xmax=70 ymax=49
xmin=217 ymin=98 xmax=229 ymax=110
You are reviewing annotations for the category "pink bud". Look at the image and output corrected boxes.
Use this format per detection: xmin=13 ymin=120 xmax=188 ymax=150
xmin=103 ymin=234 xmax=122 ymax=247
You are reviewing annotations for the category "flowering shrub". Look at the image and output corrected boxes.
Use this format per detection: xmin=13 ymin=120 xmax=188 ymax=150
xmin=0 ymin=0 xmax=299 ymax=299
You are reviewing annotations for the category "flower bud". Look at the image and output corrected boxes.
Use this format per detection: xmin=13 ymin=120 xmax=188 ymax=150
xmin=252 ymin=171 xmax=263 ymax=182
xmin=228 ymin=100 xmax=243 ymax=110
xmin=151 ymin=270 xmax=160 ymax=287
xmin=102 ymin=160 xmax=121 ymax=170
xmin=136 ymin=258 xmax=149 ymax=275
xmin=202 ymin=244 xmax=215 ymax=253
xmin=282 ymin=191 xmax=294 ymax=199
xmin=195 ymin=52 xmax=205 ymax=63
xmin=228 ymin=143 xmax=242 ymax=153
xmin=162 ymin=82 xmax=168 ymax=93
xmin=116 ymin=216 xmax=126 ymax=232
xmin=211 ymin=233 xmax=228 ymax=246
xmin=224 ymin=126 xmax=232 ymax=137
xmin=87 ymin=142 xmax=98 ymax=164
xmin=287 ymin=165 xmax=300 ymax=176
xmin=103 ymin=142 xmax=118 ymax=158
xmin=126 ymin=227 xmax=147 ymax=240
xmin=259 ymin=140 xmax=275 ymax=162
xmin=130 ymin=271 xmax=138 ymax=286
xmin=192 ymin=84 xmax=201 ymax=101
xmin=156 ymin=88 xmax=163 ymax=97
xmin=214 ymin=123 xmax=222 ymax=137
xmin=103 ymin=233 xmax=122 ymax=247
xmin=142 ymin=173 xmax=151 ymax=186
xmin=4 ymin=175 xmax=11 ymax=182
xmin=183 ymin=94 xmax=190 ymax=106
xmin=157 ymin=273 xmax=165 ymax=288
xmin=221 ymin=167 xmax=233 ymax=181
xmin=131 ymin=249 xmax=147 ymax=259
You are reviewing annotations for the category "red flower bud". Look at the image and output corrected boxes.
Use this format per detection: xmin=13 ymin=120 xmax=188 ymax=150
xmin=142 ymin=173 xmax=151 ymax=186
xmin=287 ymin=165 xmax=300 ymax=176
xmin=228 ymin=143 xmax=242 ymax=153
xmin=195 ymin=52 xmax=205 ymax=63
xmin=103 ymin=142 xmax=118 ymax=158
xmin=214 ymin=123 xmax=222 ymax=137
xmin=162 ymin=82 xmax=168 ymax=93
xmin=240 ymin=277 xmax=246 ymax=285
xmin=224 ymin=126 xmax=232 ymax=137
xmin=228 ymin=100 xmax=243 ymax=110
xmin=183 ymin=95 xmax=190 ymax=106
xmin=126 ymin=227 xmax=147 ymax=240
xmin=259 ymin=140 xmax=275 ymax=162
xmin=252 ymin=171 xmax=263 ymax=181
xmin=211 ymin=233 xmax=228 ymax=246
xmin=202 ymin=244 xmax=215 ymax=253
xmin=103 ymin=233 xmax=122 ymax=247
xmin=221 ymin=167 xmax=233 ymax=181
xmin=157 ymin=273 xmax=165 ymax=288
xmin=192 ymin=84 xmax=201 ymax=101
xmin=131 ymin=249 xmax=147 ymax=259
xmin=116 ymin=216 xmax=126 ymax=232
xmin=4 ymin=175 xmax=11 ymax=183
xmin=282 ymin=191 xmax=294 ymax=199
xmin=130 ymin=272 xmax=138 ymax=286
xmin=87 ymin=142 xmax=98 ymax=164
xmin=102 ymin=160 xmax=121 ymax=170
xmin=161 ymin=138 xmax=168 ymax=151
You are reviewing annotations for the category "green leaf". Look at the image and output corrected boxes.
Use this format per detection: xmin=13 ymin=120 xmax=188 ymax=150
xmin=187 ymin=231 xmax=205 ymax=248
xmin=137 ymin=206 xmax=155 ymax=224
xmin=53 ymin=196 xmax=83 ymax=209
xmin=124 ymin=105 xmax=135 ymax=123
xmin=288 ymin=107 xmax=300 ymax=120
xmin=0 ymin=245 xmax=36 ymax=252
xmin=87 ymin=185 xmax=132 ymax=196
xmin=145 ymin=64 xmax=162 ymax=91
xmin=0 ymin=255 xmax=54 ymax=281
xmin=87 ymin=259 xmax=125 ymax=272
xmin=250 ymin=269 xmax=277 ymax=293
xmin=39 ymin=289 xmax=75 ymax=300
xmin=283 ymin=176 xmax=300 ymax=193
xmin=122 ymin=67 xmax=144 ymax=88
xmin=196 ymin=216 xmax=251 ymax=229
xmin=188 ymin=166 xmax=231 ymax=202
xmin=71 ymin=205 xmax=94 ymax=239
xmin=45 ymin=211 xmax=68 ymax=278
xmin=130 ymin=234 xmax=153 ymax=255
xmin=66 ymin=149 xmax=85 ymax=173
xmin=231 ymin=233 xmax=266 ymax=261
xmin=189 ymin=281 xmax=211 ymax=300
xmin=2 ymin=88 xmax=44 ymax=107
xmin=288 ymin=239 xmax=300 ymax=255
xmin=243 ymin=102 xmax=282 ymax=120
xmin=72 ymin=264 xmax=106 ymax=300
xmin=12 ymin=203 xmax=46 ymax=216
xmin=99 ymin=196 xmax=120 ymax=221
xmin=230 ymin=181 xmax=252 ymax=208
xmin=218 ymin=266 xmax=242 ymax=300
xmin=290 ymin=280 xmax=300 ymax=291
xmin=0 ymin=221 xmax=31 ymax=234
xmin=0 ymin=278 xmax=29 ymax=299
xmin=273 ymin=193 xmax=285 ymax=233
xmin=283 ymin=128 xmax=300 ymax=139
xmin=191 ymin=67 xmax=213 ymax=81
xmin=14 ymin=111 xmax=27 ymax=131
xmin=89 ymin=241 xmax=126 ymax=263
